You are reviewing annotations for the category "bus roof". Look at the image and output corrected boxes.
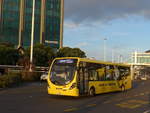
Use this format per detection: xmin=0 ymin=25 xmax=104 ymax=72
xmin=54 ymin=57 xmax=130 ymax=67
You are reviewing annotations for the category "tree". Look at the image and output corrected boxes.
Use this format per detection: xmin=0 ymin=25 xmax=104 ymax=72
xmin=71 ymin=48 xmax=86 ymax=58
xmin=23 ymin=44 xmax=55 ymax=66
xmin=0 ymin=45 xmax=19 ymax=65
xmin=57 ymin=47 xmax=86 ymax=58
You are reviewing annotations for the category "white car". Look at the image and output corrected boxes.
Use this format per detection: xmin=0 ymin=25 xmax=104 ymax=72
xmin=140 ymin=75 xmax=150 ymax=80
xmin=140 ymin=77 xmax=147 ymax=80
xmin=40 ymin=72 xmax=48 ymax=80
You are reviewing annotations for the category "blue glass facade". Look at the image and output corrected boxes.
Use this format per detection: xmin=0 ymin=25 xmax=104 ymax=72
xmin=0 ymin=0 xmax=63 ymax=49
xmin=0 ymin=0 xmax=20 ymax=46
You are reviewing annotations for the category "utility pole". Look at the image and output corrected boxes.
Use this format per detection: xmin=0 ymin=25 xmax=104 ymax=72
xmin=29 ymin=0 xmax=35 ymax=72
xmin=112 ymin=49 xmax=115 ymax=63
xmin=60 ymin=0 xmax=64 ymax=49
xmin=103 ymin=38 xmax=107 ymax=61
xmin=120 ymin=55 xmax=123 ymax=63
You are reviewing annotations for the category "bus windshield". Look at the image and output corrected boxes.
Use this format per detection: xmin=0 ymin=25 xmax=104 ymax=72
xmin=50 ymin=59 xmax=78 ymax=85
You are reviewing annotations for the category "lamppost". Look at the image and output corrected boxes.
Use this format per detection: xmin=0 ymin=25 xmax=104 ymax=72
xmin=29 ymin=0 xmax=35 ymax=72
xmin=118 ymin=54 xmax=123 ymax=63
xmin=112 ymin=48 xmax=114 ymax=62
xmin=120 ymin=55 xmax=123 ymax=63
xmin=103 ymin=38 xmax=107 ymax=61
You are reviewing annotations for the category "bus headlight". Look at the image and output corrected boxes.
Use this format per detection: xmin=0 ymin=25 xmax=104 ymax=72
xmin=69 ymin=83 xmax=76 ymax=90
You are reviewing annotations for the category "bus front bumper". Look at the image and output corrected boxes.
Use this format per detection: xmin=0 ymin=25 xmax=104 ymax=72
xmin=47 ymin=86 xmax=79 ymax=97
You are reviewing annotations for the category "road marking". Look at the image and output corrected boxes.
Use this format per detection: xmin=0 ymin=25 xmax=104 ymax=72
xmin=64 ymin=104 xmax=97 ymax=112
xmin=129 ymin=100 xmax=149 ymax=104
xmin=143 ymin=110 xmax=150 ymax=113
xmin=86 ymin=104 xmax=97 ymax=107
xmin=64 ymin=108 xmax=78 ymax=112
xmin=117 ymin=103 xmax=141 ymax=109
xmin=64 ymin=104 xmax=96 ymax=112
xmin=134 ymin=94 xmax=139 ymax=97
xmin=116 ymin=100 xmax=149 ymax=109
xmin=140 ymin=93 xmax=145 ymax=96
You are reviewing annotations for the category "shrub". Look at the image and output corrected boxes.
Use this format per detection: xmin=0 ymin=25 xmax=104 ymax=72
xmin=21 ymin=71 xmax=42 ymax=82
xmin=0 ymin=71 xmax=43 ymax=88
xmin=0 ymin=73 xmax=22 ymax=88
xmin=0 ymin=45 xmax=19 ymax=65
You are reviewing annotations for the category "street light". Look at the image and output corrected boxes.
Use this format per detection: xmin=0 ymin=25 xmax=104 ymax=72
xmin=112 ymin=48 xmax=114 ymax=62
xmin=29 ymin=0 xmax=35 ymax=72
xmin=118 ymin=54 xmax=123 ymax=63
xmin=103 ymin=38 xmax=107 ymax=61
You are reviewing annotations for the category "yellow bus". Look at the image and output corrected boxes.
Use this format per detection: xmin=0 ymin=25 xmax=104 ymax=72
xmin=47 ymin=57 xmax=132 ymax=97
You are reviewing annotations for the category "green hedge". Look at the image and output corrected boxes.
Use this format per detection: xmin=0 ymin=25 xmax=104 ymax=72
xmin=0 ymin=71 xmax=43 ymax=88
xmin=0 ymin=73 xmax=22 ymax=88
xmin=21 ymin=71 xmax=42 ymax=81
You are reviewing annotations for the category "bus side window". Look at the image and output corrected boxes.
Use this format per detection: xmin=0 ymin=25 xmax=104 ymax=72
xmin=114 ymin=66 xmax=120 ymax=80
xmin=96 ymin=67 xmax=105 ymax=81
xmin=124 ymin=67 xmax=130 ymax=76
xmin=118 ymin=66 xmax=130 ymax=80
xmin=88 ymin=70 xmax=99 ymax=81
xmin=87 ymin=63 xmax=100 ymax=81
xmin=105 ymin=65 xmax=115 ymax=81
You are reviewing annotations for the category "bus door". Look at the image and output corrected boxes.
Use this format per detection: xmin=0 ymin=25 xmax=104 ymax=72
xmin=78 ymin=62 xmax=89 ymax=95
xmin=117 ymin=66 xmax=131 ymax=90
xmin=105 ymin=65 xmax=118 ymax=92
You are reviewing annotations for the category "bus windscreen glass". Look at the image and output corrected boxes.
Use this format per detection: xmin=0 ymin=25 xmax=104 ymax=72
xmin=50 ymin=59 xmax=78 ymax=85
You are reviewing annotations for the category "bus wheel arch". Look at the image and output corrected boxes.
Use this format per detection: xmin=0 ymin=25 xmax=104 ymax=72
xmin=89 ymin=87 xmax=95 ymax=96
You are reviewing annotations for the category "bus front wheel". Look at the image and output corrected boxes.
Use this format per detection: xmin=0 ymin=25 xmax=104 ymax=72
xmin=89 ymin=87 xmax=95 ymax=96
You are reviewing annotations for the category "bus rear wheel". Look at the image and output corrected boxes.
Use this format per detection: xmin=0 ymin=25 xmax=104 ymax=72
xmin=89 ymin=88 xmax=95 ymax=96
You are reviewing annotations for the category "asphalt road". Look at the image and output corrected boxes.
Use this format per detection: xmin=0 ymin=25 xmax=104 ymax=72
xmin=0 ymin=81 xmax=150 ymax=113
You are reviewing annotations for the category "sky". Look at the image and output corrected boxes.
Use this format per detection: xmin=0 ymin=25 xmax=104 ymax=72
xmin=63 ymin=0 xmax=150 ymax=62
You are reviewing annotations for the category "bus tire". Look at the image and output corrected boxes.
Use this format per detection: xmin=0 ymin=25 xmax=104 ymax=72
xmin=89 ymin=87 xmax=95 ymax=96
xmin=121 ymin=85 xmax=125 ymax=92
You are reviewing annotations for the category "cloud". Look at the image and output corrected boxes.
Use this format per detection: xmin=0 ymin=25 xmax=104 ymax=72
xmin=76 ymin=42 xmax=89 ymax=47
xmin=64 ymin=0 xmax=150 ymax=24
xmin=64 ymin=22 xmax=79 ymax=29
xmin=110 ymin=32 xmax=129 ymax=37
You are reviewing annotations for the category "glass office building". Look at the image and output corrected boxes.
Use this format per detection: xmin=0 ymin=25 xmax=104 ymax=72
xmin=0 ymin=0 xmax=64 ymax=49
xmin=131 ymin=52 xmax=150 ymax=64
